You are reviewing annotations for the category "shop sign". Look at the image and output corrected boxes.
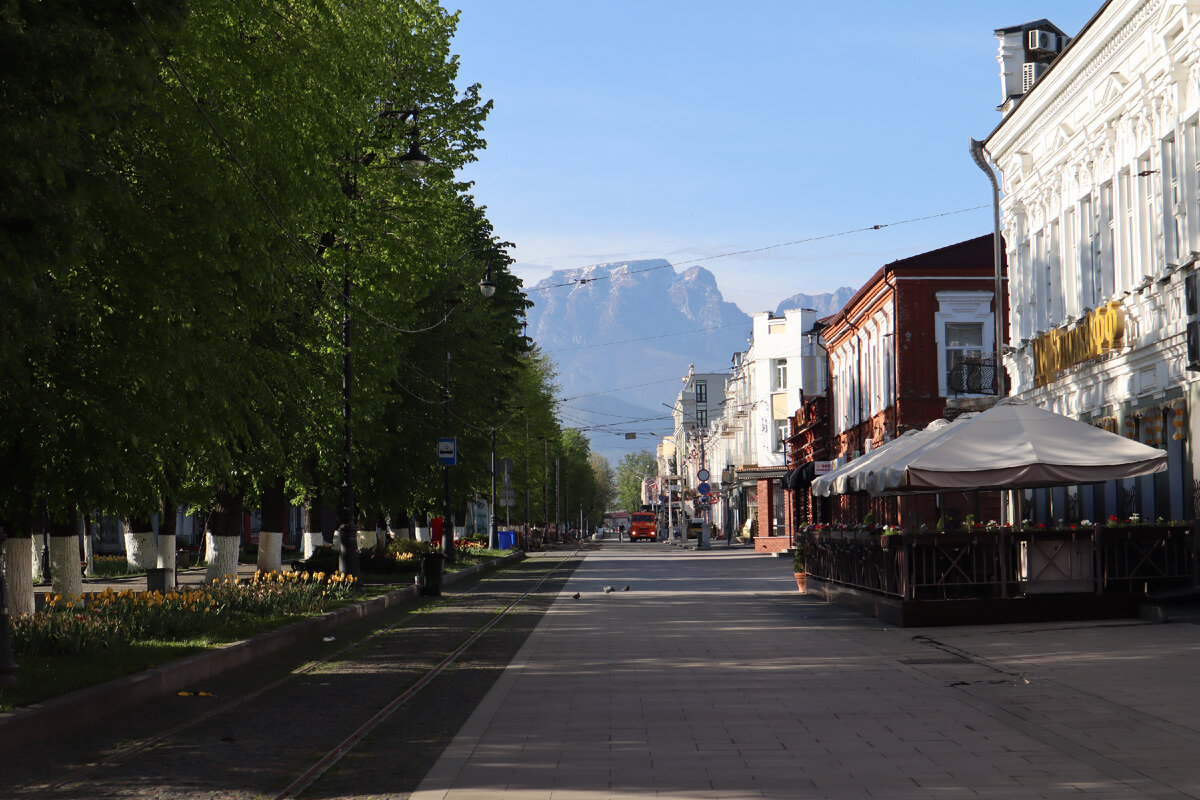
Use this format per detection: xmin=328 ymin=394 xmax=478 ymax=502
xmin=1032 ymin=301 xmax=1125 ymax=387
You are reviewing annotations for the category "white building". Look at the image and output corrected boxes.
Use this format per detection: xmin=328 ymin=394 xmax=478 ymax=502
xmin=713 ymin=309 xmax=825 ymax=539
xmin=984 ymin=2 xmax=1198 ymax=522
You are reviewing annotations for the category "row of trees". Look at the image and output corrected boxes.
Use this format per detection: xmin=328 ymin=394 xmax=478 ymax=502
xmin=0 ymin=0 xmax=608 ymax=610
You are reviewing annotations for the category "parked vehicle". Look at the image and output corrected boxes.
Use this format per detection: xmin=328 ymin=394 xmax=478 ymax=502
xmin=629 ymin=512 xmax=657 ymax=542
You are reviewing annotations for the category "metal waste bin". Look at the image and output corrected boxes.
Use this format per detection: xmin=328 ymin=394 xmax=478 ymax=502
xmin=419 ymin=552 xmax=444 ymax=596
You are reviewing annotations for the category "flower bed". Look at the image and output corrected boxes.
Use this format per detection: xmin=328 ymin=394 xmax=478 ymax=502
xmin=12 ymin=570 xmax=360 ymax=656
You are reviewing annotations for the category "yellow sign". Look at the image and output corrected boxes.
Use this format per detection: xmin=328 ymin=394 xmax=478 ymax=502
xmin=1032 ymin=302 xmax=1125 ymax=387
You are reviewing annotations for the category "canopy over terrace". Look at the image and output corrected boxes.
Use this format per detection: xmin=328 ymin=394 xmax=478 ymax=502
xmin=810 ymin=428 xmax=924 ymax=498
xmin=868 ymin=399 xmax=1168 ymax=494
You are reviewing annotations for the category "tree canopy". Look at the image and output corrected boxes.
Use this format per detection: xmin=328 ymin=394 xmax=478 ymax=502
xmin=0 ymin=0 xmax=594 ymax=540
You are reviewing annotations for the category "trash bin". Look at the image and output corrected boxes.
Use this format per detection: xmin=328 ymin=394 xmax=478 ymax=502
xmin=498 ymin=531 xmax=516 ymax=550
xmin=419 ymin=552 xmax=444 ymax=596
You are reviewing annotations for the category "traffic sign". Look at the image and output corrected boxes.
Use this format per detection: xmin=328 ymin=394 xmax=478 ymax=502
xmin=697 ymin=468 xmax=710 ymax=482
xmin=697 ymin=481 xmax=710 ymax=495
xmin=437 ymin=437 xmax=457 ymax=466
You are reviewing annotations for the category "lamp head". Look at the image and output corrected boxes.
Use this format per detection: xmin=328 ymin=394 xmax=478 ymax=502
xmin=479 ymin=264 xmax=497 ymax=298
xmin=399 ymin=140 xmax=430 ymax=177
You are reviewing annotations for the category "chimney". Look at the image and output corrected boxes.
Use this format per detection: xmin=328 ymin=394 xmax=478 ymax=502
xmin=994 ymin=19 xmax=1069 ymax=114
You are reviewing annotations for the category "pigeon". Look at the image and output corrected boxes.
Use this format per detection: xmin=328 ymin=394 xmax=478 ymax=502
xmin=622 ymin=585 xmax=630 ymax=591
xmin=603 ymin=586 xmax=614 ymax=593
xmin=572 ymin=592 xmax=580 ymax=600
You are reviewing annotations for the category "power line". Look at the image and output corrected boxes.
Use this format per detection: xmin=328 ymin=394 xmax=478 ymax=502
xmin=544 ymin=320 xmax=749 ymax=353
xmin=526 ymin=205 xmax=990 ymax=293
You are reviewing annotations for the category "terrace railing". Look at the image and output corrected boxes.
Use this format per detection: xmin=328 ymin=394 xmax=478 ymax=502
xmin=800 ymin=524 xmax=1196 ymax=602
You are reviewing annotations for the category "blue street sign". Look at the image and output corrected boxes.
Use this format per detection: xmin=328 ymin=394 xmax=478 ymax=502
xmin=437 ymin=437 xmax=457 ymax=466
xmin=697 ymin=481 xmax=710 ymax=495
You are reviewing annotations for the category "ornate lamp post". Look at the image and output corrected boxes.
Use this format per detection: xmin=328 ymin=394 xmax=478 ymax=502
xmin=338 ymin=110 xmax=430 ymax=578
xmin=440 ymin=250 xmax=498 ymax=563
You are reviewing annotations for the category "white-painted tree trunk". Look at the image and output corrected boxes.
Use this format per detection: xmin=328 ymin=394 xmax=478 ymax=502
xmin=30 ymin=539 xmax=43 ymax=584
xmin=414 ymin=526 xmax=430 ymax=542
xmin=204 ymin=536 xmax=240 ymax=583
xmin=157 ymin=533 xmax=176 ymax=572
xmin=356 ymin=529 xmax=377 ymax=552
xmin=302 ymin=531 xmax=323 ymax=559
xmin=123 ymin=528 xmax=158 ymax=571
xmin=83 ymin=516 xmax=95 ymax=577
xmin=256 ymin=531 xmax=283 ymax=573
xmin=204 ymin=530 xmax=215 ymax=566
xmin=4 ymin=537 xmax=35 ymax=615
xmin=49 ymin=536 xmax=83 ymax=599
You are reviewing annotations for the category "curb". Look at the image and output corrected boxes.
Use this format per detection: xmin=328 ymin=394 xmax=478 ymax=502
xmin=0 ymin=551 xmax=525 ymax=754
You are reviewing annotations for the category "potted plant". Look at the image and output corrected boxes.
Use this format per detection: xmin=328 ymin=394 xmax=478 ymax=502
xmin=792 ymin=540 xmax=807 ymax=593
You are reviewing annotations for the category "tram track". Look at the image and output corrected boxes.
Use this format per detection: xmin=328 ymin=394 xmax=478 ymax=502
xmin=9 ymin=550 xmax=580 ymax=800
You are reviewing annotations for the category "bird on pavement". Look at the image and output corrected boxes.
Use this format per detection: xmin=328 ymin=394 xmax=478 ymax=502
xmin=572 ymin=592 xmax=580 ymax=600
xmin=622 ymin=585 xmax=631 ymax=591
xmin=603 ymin=586 xmax=614 ymax=593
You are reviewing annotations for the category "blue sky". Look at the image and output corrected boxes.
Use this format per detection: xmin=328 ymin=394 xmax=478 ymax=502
xmin=449 ymin=1 xmax=1100 ymax=316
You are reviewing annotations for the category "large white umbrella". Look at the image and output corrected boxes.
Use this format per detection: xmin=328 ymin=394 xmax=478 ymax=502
xmin=870 ymin=399 xmax=1168 ymax=494
xmin=810 ymin=429 xmax=922 ymax=497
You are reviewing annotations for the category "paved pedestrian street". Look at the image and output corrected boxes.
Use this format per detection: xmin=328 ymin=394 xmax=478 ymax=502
xmin=413 ymin=541 xmax=1200 ymax=800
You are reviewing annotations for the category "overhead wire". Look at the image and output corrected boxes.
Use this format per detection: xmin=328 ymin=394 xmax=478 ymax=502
xmin=525 ymin=205 xmax=991 ymax=293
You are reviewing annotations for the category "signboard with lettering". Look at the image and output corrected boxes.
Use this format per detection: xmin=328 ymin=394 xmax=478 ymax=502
xmin=1032 ymin=302 xmax=1125 ymax=387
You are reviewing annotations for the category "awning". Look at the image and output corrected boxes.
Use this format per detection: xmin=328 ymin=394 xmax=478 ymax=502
xmin=787 ymin=462 xmax=815 ymax=490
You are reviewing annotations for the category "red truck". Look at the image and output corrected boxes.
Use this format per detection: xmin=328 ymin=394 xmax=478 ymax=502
xmin=629 ymin=511 xmax=657 ymax=542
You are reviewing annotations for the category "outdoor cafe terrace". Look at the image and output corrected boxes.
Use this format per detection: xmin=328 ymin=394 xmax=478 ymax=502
xmin=795 ymin=520 xmax=1198 ymax=627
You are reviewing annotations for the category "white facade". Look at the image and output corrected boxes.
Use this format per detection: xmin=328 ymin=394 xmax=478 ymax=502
xmin=986 ymin=0 xmax=1199 ymax=521
xmin=743 ymin=309 xmax=825 ymax=465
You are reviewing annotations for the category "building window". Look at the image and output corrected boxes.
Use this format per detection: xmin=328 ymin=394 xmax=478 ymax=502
xmin=945 ymin=322 xmax=985 ymax=394
xmin=771 ymin=359 xmax=787 ymax=391
xmin=1119 ymin=168 xmax=1133 ymax=291
xmin=773 ymin=419 xmax=789 ymax=452
xmin=696 ymin=409 xmax=707 ymax=426
xmin=1099 ymin=180 xmax=1114 ymax=298
xmin=695 ymin=381 xmax=706 ymax=403
xmin=1163 ymin=133 xmax=1183 ymax=266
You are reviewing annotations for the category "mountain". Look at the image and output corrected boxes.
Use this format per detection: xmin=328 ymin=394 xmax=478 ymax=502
xmin=775 ymin=286 xmax=856 ymax=318
xmin=524 ymin=260 xmax=750 ymax=462
xmin=523 ymin=262 xmax=856 ymax=464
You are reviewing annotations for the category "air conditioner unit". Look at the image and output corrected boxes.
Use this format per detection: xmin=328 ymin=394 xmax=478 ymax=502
xmin=1022 ymin=61 xmax=1049 ymax=93
xmin=1028 ymin=30 xmax=1059 ymax=53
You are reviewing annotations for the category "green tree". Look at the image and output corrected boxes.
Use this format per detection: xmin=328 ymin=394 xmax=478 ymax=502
xmin=588 ymin=453 xmax=616 ymax=523
xmin=616 ymin=451 xmax=658 ymax=513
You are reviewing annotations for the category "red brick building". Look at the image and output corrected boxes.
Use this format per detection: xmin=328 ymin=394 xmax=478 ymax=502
xmin=790 ymin=235 xmax=1007 ymax=529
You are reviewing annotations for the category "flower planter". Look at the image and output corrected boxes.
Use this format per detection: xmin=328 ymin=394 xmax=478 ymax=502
xmin=793 ymin=572 xmax=807 ymax=594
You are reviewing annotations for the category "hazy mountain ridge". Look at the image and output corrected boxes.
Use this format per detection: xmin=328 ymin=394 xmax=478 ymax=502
xmin=776 ymin=286 xmax=856 ymax=318
xmin=522 ymin=260 xmax=852 ymax=462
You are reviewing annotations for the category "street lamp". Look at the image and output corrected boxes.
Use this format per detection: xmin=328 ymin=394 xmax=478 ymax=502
xmin=337 ymin=109 xmax=429 ymax=578
xmin=441 ymin=248 xmax=500 ymax=563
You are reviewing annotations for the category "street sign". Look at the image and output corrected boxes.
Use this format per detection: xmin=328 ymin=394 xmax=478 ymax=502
xmin=697 ymin=481 xmax=710 ymax=495
xmin=697 ymin=468 xmax=710 ymax=482
xmin=437 ymin=437 xmax=457 ymax=466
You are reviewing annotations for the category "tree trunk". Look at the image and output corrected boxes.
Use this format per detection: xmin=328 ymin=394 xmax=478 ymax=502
xmin=156 ymin=499 xmax=177 ymax=575
xmin=302 ymin=498 xmax=324 ymax=559
xmin=123 ymin=516 xmax=158 ymax=572
xmin=49 ymin=510 xmax=83 ymax=599
xmin=82 ymin=513 xmax=95 ymax=577
xmin=257 ymin=478 xmax=286 ymax=574
xmin=205 ymin=486 xmax=244 ymax=583
xmin=4 ymin=535 xmax=35 ymax=616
